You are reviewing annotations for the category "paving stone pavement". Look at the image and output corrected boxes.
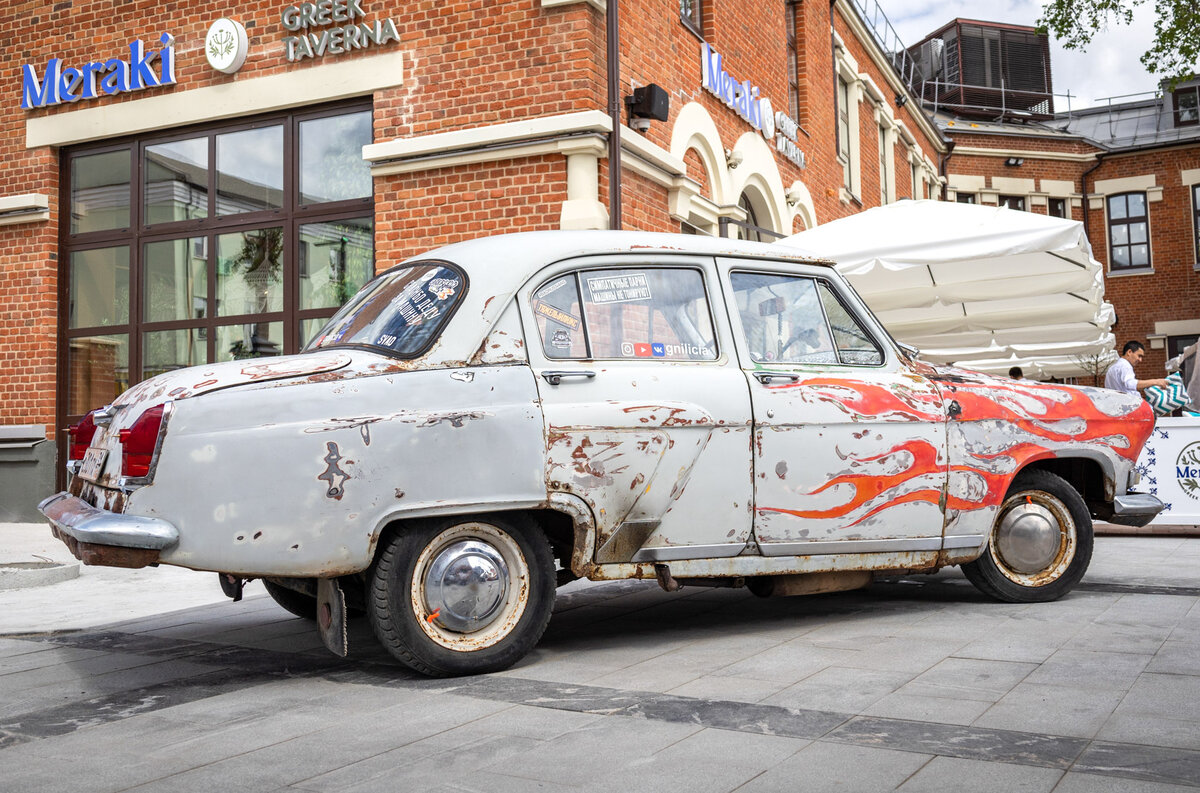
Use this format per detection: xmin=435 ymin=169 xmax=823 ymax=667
xmin=1 ymin=534 xmax=1199 ymax=791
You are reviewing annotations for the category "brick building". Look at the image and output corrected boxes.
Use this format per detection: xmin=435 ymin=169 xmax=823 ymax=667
xmin=0 ymin=1 xmax=1194 ymax=520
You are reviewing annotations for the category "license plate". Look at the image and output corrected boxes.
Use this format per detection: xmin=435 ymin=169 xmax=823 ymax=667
xmin=78 ymin=447 xmax=109 ymax=481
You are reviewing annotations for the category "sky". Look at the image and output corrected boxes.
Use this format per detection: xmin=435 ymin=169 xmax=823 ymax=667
xmin=880 ymin=0 xmax=1161 ymax=109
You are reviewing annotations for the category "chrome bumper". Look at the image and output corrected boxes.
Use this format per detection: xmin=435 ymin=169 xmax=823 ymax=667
xmin=38 ymin=492 xmax=179 ymax=568
xmin=1107 ymin=492 xmax=1166 ymax=528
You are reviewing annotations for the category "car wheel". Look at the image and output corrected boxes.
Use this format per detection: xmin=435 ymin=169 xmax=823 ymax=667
xmin=263 ymin=579 xmax=319 ymax=619
xmin=368 ymin=515 xmax=556 ymax=676
xmin=962 ymin=469 xmax=1093 ymax=603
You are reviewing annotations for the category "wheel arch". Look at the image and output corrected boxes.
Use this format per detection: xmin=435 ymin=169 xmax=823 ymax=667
xmin=1016 ymin=453 xmax=1115 ymax=511
xmin=368 ymin=493 xmax=598 ymax=579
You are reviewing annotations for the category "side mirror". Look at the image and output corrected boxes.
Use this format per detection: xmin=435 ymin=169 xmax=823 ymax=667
xmin=898 ymin=342 xmax=920 ymax=360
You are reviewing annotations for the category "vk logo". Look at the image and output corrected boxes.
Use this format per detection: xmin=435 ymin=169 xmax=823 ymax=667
xmin=651 ymin=343 xmax=666 ymax=357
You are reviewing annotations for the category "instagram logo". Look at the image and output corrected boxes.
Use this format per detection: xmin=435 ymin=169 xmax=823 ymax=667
xmin=620 ymin=342 xmax=634 ymax=356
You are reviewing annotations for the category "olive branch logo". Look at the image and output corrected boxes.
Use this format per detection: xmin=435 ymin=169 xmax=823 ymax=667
xmin=208 ymin=29 xmax=235 ymax=60
xmin=1177 ymin=442 xmax=1200 ymax=500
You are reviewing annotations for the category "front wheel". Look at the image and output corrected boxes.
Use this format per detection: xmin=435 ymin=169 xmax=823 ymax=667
xmin=367 ymin=515 xmax=556 ymax=676
xmin=962 ymin=469 xmax=1093 ymax=603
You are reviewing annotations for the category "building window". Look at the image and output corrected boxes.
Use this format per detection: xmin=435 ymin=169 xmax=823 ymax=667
xmin=911 ymin=161 xmax=921 ymax=199
xmin=1107 ymin=192 xmax=1151 ymax=270
xmin=1174 ymin=86 xmax=1199 ymax=127
xmin=999 ymin=195 xmax=1025 ymax=211
xmin=878 ymin=125 xmax=889 ymax=205
xmin=786 ymin=2 xmax=800 ymax=121
xmin=1193 ymin=184 xmax=1200 ymax=265
xmin=63 ymin=103 xmax=374 ymax=421
xmin=837 ymin=77 xmax=851 ymax=190
xmin=680 ymin=0 xmax=703 ymax=37
xmin=956 ymin=193 xmax=976 ymax=204
xmin=1049 ymin=198 xmax=1067 ymax=218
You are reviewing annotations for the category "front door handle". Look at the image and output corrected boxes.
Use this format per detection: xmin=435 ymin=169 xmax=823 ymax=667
xmin=542 ymin=370 xmax=597 ymax=386
xmin=755 ymin=373 xmax=800 ymax=385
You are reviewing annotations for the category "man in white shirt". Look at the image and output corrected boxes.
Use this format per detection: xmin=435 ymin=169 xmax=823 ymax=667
xmin=1105 ymin=340 xmax=1167 ymax=394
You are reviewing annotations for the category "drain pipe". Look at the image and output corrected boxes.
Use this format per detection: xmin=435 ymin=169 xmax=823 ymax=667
xmin=938 ymin=139 xmax=955 ymax=200
xmin=1079 ymin=152 xmax=1106 ymax=243
xmin=606 ymin=0 xmax=622 ymax=229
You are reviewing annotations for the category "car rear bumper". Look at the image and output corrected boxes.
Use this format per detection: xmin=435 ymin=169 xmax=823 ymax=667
xmin=1106 ymin=492 xmax=1167 ymax=528
xmin=38 ymin=492 xmax=179 ymax=568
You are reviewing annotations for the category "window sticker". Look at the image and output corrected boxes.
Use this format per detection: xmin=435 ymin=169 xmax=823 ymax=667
xmin=535 ymin=276 xmax=571 ymax=299
xmin=550 ymin=329 xmax=573 ymax=349
xmin=619 ymin=341 xmax=713 ymax=358
xmin=428 ymin=277 xmax=458 ymax=300
xmin=585 ymin=272 xmax=652 ymax=304
xmin=533 ymin=299 xmax=581 ymax=330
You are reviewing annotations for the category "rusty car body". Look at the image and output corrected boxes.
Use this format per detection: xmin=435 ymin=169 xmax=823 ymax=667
xmin=40 ymin=231 xmax=1164 ymax=676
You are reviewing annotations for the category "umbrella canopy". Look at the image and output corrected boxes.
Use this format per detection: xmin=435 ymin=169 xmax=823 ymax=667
xmin=779 ymin=200 xmax=1114 ymax=378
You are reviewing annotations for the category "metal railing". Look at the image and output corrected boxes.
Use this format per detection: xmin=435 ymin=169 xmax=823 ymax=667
xmin=922 ymin=79 xmax=1074 ymax=121
xmin=843 ymin=0 xmax=922 ymax=96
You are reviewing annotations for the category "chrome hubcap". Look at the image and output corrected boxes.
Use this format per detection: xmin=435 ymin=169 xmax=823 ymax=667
xmin=995 ymin=502 xmax=1061 ymax=574
xmin=423 ymin=540 xmax=509 ymax=633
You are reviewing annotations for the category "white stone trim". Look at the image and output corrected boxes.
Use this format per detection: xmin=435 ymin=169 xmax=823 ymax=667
xmin=0 ymin=193 xmax=50 ymax=225
xmin=948 ymin=173 xmax=985 ymax=192
xmin=541 ymin=0 xmax=605 ymax=10
xmin=991 ymin=176 xmax=1036 ymax=195
xmin=1155 ymin=319 xmax=1200 ymax=336
xmin=1040 ymin=179 xmax=1075 ymax=196
xmin=26 ymin=50 xmax=406 ymax=149
xmin=1093 ymin=174 xmax=1158 ymax=195
xmin=951 ymin=145 xmax=1097 ymax=163
xmin=1182 ymin=168 xmax=1200 ymax=187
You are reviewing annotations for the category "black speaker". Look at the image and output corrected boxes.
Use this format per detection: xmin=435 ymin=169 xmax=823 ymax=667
xmin=627 ymin=84 xmax=669 ymax=122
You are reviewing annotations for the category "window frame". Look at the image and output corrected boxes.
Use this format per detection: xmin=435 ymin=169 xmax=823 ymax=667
xmin=1173 ymin=86 xmax=1199 ymax=128
xmin=785 ymin=1 xmax=801 ymax=122
xmin=1106 ymin=191 xmax=1152 ymax=273
xmin=878 ymin=124 xmax=890 ymax=205
xmin=1048 ymin=197 xmax=1067 ymax=218
xmin=999 ymin=194 xmax=1025 ymax=211
xmin=530 ymin=265 xmax=721 ymax=363
xmin=680 ymin=0 xmax=703 ymax=39
xmin=59 ymin=99 xmax=374 ymax=427
xmin=837 ymin=76 xmax=852 ymax=190
xmin=1193 ymin=184 xmax=1200 ymax=267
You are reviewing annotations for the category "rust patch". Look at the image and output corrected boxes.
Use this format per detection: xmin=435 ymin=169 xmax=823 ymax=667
xmin=394 ymin=489 xmax=406 ymax=499
xmin=630 ymin=473 xmax=645 ymax=491
xmin=318 ymin=442 xmax=351 ymax=500
xmin=54 ymin=531 xmax=159 ymax=569
xmin=775 ymin=461 xmax=788 ymax=480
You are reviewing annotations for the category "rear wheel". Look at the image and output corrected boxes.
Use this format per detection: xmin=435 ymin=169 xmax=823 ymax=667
xmin=263 ymin=579 xmax=319 ymax=619
xmin=368 ymin=515 xmax=556 ymax=676
xmin=962 ymin=469 xmax=1093 ymax=603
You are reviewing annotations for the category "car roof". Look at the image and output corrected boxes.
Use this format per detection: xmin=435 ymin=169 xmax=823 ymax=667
xmin=403 ymin=230 xmax=832 ymax=284
xmin=394 ymin=230 xmax=835 ymax=367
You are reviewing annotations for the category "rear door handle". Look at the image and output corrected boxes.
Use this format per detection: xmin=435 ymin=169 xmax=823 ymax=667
xmin=755 ymin=373 xmax=800 ymax=385
xmin=541 ymin=370 xmax=597 ymax=386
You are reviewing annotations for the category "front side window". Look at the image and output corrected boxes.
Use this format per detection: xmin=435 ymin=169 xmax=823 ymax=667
xmin=731 ymin=272 xmax=882 ymax=366
xmin=532 ymin=268 xmax=717 ymax=361
xmin=1108 ymin=192 xmax=1151 ymax=270
xmin=310 ymin=263 xmax=465 ymax=357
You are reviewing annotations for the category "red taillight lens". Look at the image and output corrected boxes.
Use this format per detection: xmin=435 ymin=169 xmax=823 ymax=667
xmin=67 ymin=411 xmax=98 ymax=461
xmin=118 ymin=404 xmax=166 ymax=478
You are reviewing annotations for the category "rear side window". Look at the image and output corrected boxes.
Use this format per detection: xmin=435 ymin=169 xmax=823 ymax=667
xmin=308 ymin=262 xmax=465 ymax=357
xmin=731 ymin=271 xmax=881 ymax=366
xmin=532 ymin=267 xmax=717 ymax=361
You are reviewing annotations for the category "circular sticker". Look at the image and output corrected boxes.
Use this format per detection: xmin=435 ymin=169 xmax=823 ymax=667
xmin=206 ymin=18 xmax=249 ymax=74
xmin=1177 ymin=441 xmax=1200 ymax=501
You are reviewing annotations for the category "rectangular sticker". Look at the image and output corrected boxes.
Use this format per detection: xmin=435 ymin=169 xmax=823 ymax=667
xmin=78 ymin=447 xmax=108 ymax=481
xmin=533 ymin=300 xmax=581 ymax=330
xmin=586 ymin=273 xmax=652 ymax=304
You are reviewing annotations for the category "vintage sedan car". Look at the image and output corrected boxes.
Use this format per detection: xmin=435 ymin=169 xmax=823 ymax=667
xmin=41 ymin=231 xmax=1163 ymax=676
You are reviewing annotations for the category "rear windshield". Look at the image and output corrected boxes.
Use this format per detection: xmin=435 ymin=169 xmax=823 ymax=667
xmin=306 ymin=262 xmax=466 ymax=357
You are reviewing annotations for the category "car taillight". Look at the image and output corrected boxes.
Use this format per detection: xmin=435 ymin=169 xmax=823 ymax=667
xmin=67 ymin=411 xmax=98 ymax=461
xmin=119 ymin=404 xmax=166 ymax=478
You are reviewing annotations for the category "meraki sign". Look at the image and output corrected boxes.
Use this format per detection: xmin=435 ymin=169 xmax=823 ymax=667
xmin=21 ymin=34 xmax=177 ymax=110
xmin=281 ymin=0 xmax=400 ymax=62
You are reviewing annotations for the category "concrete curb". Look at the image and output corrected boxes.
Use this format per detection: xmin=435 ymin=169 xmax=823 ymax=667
xmin=0 ymin=560 xmax=81 ymax=590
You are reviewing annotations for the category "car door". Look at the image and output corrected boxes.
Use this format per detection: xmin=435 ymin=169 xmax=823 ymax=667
xmin=521 ymin=255 xmax=754 ymax=563
xmin=720 ymin=260 xmax=950 ymax=556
